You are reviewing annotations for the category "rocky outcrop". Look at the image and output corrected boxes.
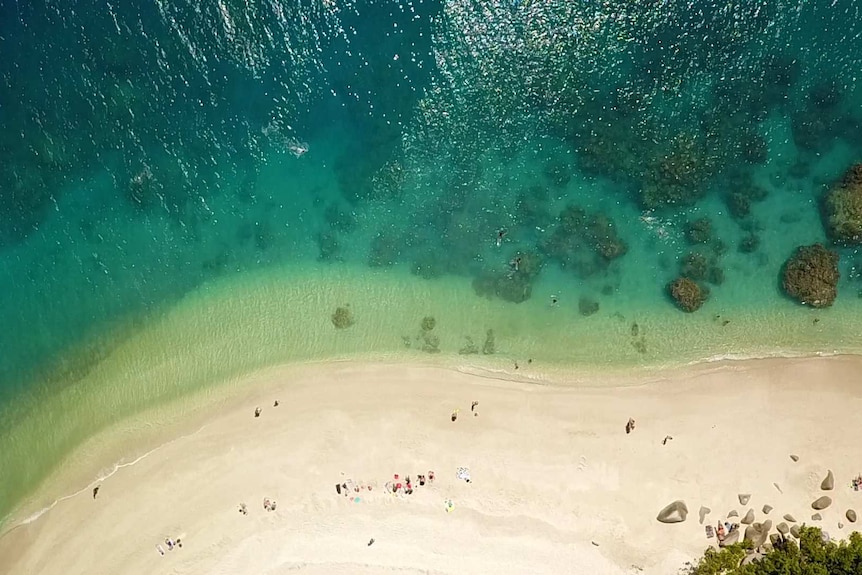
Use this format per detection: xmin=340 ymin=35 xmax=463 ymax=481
xmin=762 ymin=505 xmax=773 ymax=514
xmin=783 ymin=514 xmax=797 ymax=523
xmin=812 ymin=496 xmax=832 ymax=510
xmin=739 ymin=494 xmax=751 ymax=505
xmin=790 ymin=525 xmax=801 ymax=538
xmin=781 ymin=244 xmax=840 ymax=307
xmin=822 ymin=163 xmax=862 ymax=245
xmin=847 ymin=509 xmax=857 ymax=523
xmin=719 ymin=528 xmax=740 ymax=547
xmin=812 ymin=513 xmax=822 ymax=521
xmin=728 ymin=510 xmax=739 ymax=518
xmin=742 ymin=509 xmax=756 ymax=524
xmin=657 ymin=500 xmax=688 ymax=523
xmin=744 ymin=521 xmax=771 ymax=547
xmin=668 ymin=277 xmax=708 ymax=312
xmin=777 ymin=522 xmax=789 ymax=535
xmin=821 ymin=470 xmax=834 ymax=490
xmin=698 ymin=506 xmax=711 ymax=525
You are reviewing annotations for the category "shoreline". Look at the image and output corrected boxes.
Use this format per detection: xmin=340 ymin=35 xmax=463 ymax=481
xmin=2 ymin=356 xmax=862 ymax=574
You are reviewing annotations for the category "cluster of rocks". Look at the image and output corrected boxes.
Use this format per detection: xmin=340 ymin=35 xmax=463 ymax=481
xmin=667 ymin=217 xmax=729 ymax=313
xmin=656 ymin=464 xmax=858 ymax=562
xmin=540 ymin=205 xmax=628 ymax=278
xmin=472 ymin=251 xmax=543 ymax=304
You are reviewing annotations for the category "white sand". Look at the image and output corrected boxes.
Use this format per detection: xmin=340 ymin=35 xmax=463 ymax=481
xmin=2 ymin=356 xmax=862 ymax=575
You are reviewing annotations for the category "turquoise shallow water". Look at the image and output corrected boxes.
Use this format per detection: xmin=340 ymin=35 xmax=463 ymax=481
xmin=2 ymin=0 xmax=862 ymax=527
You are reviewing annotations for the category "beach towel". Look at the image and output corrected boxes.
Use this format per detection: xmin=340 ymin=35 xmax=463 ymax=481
xmin=456 ymin=467 xmax=471 ymax=482
xmin=445 ymin=499 xmax=455 ymax=513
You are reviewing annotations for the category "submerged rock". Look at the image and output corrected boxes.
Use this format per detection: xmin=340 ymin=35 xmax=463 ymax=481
xmin=781 ymin=244 xmax=840 ymax=307
xmin=668 ymin=277 xmax=709 ymax=312
xmin=657 ymin=500 xmax=688 ymax=523
xmin=822 ymin=163 xmax=862 ymax=245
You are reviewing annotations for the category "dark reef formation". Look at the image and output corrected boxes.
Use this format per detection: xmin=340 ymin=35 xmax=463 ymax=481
xmin=472 ymin=251 xmax=543 ymax=304
xmin=781 ymin=244 xmax=840 ymax=308
xmin=822 ymin=163 xmax=862 ymax=245
xmin=540 ymin=205 xmax=627 ymax=278
xmin=684 ymin=218 xmax=712 ymax=245
xmin=331 ymin=306 xmax=355 ymax=328
xmin=668 ymin=277 xmax=709 ymax=312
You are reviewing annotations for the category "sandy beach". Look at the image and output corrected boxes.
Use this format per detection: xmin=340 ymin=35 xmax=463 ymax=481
xmin=1 ymin=356 xmax=861 ymax=575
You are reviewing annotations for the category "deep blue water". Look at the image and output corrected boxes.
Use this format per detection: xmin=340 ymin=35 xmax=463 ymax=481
xmin=2 ymin=0 xmax=862 ymax=399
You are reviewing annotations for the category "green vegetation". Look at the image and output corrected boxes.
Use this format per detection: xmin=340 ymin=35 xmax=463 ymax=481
xmin=684 ymin=527 xmax=862 ymax=575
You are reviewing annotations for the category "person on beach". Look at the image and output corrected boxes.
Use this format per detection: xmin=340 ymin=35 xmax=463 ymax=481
xmin=662 ymin=435 xmax=673 ymax=445
xmin=451 ymin=409 xmax=459 ymax=422
xmin=273 ymin=400 xmax=279 ymax=407
xmin=471 ymin=401 xmax=478 ymax=412
xmin=254 ymin=407 xmax=261 ymax=418
xmin=625 ymin=418 xmax=635 ymax=434
xmin=93 ymin=485 xmax=100 ymax=499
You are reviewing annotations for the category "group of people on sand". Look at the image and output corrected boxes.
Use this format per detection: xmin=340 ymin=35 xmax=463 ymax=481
xmin=705 ymin=521 xmax=739 ymax=541
xmin=853 ymin=474 xmax=862 ymax=491
xmin=385 ymin=472 xmax=435 ymax=495
xmin=333 ymin=471 xmax=436 ymax=498
xmin=451 ymin=401 xmax=479 ymax=422
xmin=156 ymin=536 xmax=183 ymax=556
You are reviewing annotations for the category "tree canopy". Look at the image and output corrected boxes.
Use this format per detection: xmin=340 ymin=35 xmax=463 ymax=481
xmin=684 ymin=527 xmax=862 ymax=575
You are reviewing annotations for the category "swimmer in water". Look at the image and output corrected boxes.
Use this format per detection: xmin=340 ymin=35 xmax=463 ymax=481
xmin=496 ymin=229 xmax=507 ymax=247
xmin=509 ymin=256 xmax=522 ymax=272
xmin=550 ymin=295 xmax=559 ymax=306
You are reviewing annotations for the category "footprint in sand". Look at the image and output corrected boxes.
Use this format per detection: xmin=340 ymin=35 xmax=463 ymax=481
xmin=805 ymin=471 xmax=822 ymax=492
xmin=578 ymin=455 xmax=588 ymax=472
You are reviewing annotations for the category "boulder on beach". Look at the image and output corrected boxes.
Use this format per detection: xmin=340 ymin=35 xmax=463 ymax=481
xmin=719 ymin=528 xmax=740 ymax=547
xmin=790 ymin=525 xmax=801 ymax=538
xmin=847 ymin=509 xmax=857 ymax=523
xmin=728 ymin=510 xmax=739 ymax=518
xmin=812 ymin=513 xmax=822 ymax=521
xmin=784 ymin=514 xmax=797 ymax=522
xmin=657 ymin=500 xmax=688 ymax=523
xmin=739 ymin=494 xmax=751 ymax=505
xmin=762 ymin=505 xmax=773 ymax=514
xmin=742 ymin=509 xmax=756 ymax=524
xmin=812 ymin=496 xmax=832 ymax=510
xmin=744 ymin=522 xmax=770 ymax=547
xmin=777 ymin=522 xmax=789 ymax=535
xmin=821 ymin=470 xmax=834 ymax=491
xmin=790 ymin=454 xmax=799 ymax=462
xmin=698 ymin=506 xmax=711 ymax=525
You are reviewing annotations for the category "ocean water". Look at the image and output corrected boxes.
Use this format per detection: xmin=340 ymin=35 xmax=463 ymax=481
xmin=2 ymin=0 xmax=862 ymax=527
